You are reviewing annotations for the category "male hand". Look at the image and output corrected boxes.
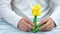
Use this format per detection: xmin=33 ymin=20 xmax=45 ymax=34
xmin=17 ymin=18 xmax=34 ymax=32
xmin=38 ymin=17 xmax=56 ymax=31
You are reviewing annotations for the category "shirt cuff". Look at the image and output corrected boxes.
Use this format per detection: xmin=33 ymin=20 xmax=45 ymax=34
xmin=11 ymin=15 xmax=22 ymax=28
xmin=50 ymin=16 xmax=60 ymax=28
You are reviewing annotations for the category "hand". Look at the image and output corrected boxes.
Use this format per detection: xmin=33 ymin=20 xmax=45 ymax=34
xmin=17 ymin=18 xmax=34 ymax=32
xmin=38 ymin=17 xmax=56 ymax=31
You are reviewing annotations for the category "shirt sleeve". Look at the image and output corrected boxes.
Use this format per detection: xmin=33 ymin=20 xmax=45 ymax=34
xmin=0 ymin=0 xmax=22 ymax=28
xmin=50 ymin=0 xmax=60 ymax=28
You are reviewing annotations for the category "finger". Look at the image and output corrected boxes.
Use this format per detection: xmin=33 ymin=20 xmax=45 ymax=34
xmin=38 ymin=18 xmax=49 ymax=26
xmin=22 ymin=20 xmax=31 ymax=31
xmin=45 ymin=22 xmax=54 ymax=31
xmin=22 ymin=24 xmax=29 ymax=31
xmin=39 ymin=20 xmax=51 ymax=31
xmin=20 ymin=26 xmax=28 ymax=32
xmin=44 ymin=24 xmax=52 ymax=31
xmin=18 ymin=22 xmax=28 ymax=32
xmin=22 ymin=20 xmax=34 ymax=31
xmin=23 ymin=20 xmax=34 ymax=30
xmin=24 ymin=18 xmax=34 ymax=26
xmin=20 ymin=21 xmax=29 ymax=31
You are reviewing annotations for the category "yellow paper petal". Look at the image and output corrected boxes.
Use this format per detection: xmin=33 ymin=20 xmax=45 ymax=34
xmin=32 ymin=4 xmax=42 ymax=16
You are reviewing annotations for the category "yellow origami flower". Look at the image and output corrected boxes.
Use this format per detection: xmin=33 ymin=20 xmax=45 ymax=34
xmin=31 ymin=4 xmax=42 ymax=32
xmin=32 ymin=4 xmax=42 ymax=16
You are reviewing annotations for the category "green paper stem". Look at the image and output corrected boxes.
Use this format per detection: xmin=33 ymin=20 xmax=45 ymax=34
xmin=33 ymin=16 xmax=37 ymax=26
xmin=32 ymin=16 xmax=37 ymax=32
xmin=32 ymin=16 xmax=45 ymax=33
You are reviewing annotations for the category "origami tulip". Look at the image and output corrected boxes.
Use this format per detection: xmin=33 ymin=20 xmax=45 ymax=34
xmin=32 ymin=4 xmax=42 ymax=33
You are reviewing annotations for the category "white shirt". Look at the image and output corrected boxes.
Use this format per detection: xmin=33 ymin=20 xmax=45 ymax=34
xmin=0 ymin=0 xmax=60 ymax=28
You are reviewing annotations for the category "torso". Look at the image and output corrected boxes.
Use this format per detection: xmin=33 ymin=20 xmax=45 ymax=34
xmin=12 ymin=0 xmax=53 ymax=19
